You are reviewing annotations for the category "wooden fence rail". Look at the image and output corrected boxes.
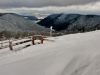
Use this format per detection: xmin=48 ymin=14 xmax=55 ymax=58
xmin=9 ymin=35 xmax=44 ymax=51
xmin=0 ymin=35 xmax=55 ymax=51
xmin=0 ymin=35 xmax=46 ymax=51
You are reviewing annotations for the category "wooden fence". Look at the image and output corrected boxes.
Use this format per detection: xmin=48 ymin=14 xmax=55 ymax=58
xmin=0 ymin=35 xmax=43 ymax=51
xmin=0 ymin=35 xmax=55 ymax=51
xmin=9 ymin=35 xmax=44 ymax=51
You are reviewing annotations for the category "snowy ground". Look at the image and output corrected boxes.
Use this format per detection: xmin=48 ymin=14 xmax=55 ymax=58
xmin=0 ymin=30 xmax=100 ymax=75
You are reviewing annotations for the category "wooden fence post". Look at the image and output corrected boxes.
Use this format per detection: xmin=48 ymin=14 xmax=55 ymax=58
xmin=9 ymin=41 xmax=13 ymax=51
xmin=32 ymin=36 xmax=35 ymax=45
xmin=39 ymin=36 xmax=43 ymax=44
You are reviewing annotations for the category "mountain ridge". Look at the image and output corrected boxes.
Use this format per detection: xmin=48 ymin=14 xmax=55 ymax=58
xmin=0 ymin=13 xmax=50 ymax=32
xmin=38 ymin=13 xmax=100 ymax=32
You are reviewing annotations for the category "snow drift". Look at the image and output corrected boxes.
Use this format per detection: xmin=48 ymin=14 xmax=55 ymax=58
xmin=0 ymin=30 xmax=100 ymax=75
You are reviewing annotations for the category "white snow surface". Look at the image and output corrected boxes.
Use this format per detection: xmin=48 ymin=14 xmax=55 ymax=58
xmin=0 ymin=30 xmax=100 ymax=75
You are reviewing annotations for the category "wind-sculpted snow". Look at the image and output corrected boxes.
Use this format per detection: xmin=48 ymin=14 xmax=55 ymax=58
xmin=0 ymin=30 xmax=100 ymax=75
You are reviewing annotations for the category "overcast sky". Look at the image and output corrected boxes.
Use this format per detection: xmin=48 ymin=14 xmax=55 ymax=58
xmin=0 ymin=0 xmax=100 ymax=15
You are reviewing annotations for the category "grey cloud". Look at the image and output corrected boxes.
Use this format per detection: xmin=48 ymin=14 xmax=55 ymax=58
xmin=0 ymin=0 xmax=100 ymax=8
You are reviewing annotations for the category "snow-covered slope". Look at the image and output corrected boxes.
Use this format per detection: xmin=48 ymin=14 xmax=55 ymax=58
xmin=67 ymin=15 xmax=100 ymax=31
xmin=38 ymin=13 xmax=100 ymax=31
xmin=38 ymin=13 xmax=80 ymax=30
xmin=0 ymin=13 xmax=50 ymax=32
xmin=0 ymin=30 xmax=100 ymax=75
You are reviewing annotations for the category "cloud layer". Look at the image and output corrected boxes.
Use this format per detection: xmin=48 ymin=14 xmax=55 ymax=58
xmin=0 ymin=1 xmax=100 ymax=15
xmin=0 ymin=0 xmax=100 ymax=8
xmin=0 ymin=0 xmax=100 ymax=15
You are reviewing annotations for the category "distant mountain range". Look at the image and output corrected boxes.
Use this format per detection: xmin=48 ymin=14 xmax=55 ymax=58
xmin=38 ymin=13 xmax=100 ymax=32
xmin=1 ymin=13 xmax=100 ymax=36
xmin=0 ymin=13 xmax=50 ymax=33
xmin=28 ymin=13 xmax=50 ymax=19
xmin=23 ymin=16 xmax=38 ymax=20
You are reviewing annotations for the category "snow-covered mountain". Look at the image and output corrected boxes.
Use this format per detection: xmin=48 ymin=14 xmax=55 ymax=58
xmin=0 ymin=13 xmax=50 ymax=32
xmin=1 ymin=30 xmax=100 ymax=75
xmin=38 ymin=13 xmax=100 ymax=31
xmin=22 ymin=16 xmax=38 ymax=20
xmin=67 ymin=15 xmax=100 ymax=31
xmin=29 ymin=13 xmax=50 ymax=19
